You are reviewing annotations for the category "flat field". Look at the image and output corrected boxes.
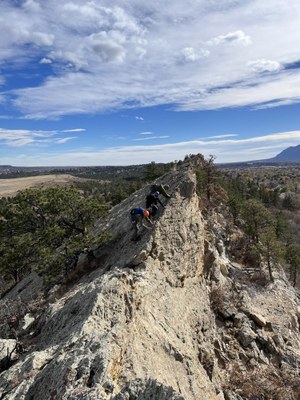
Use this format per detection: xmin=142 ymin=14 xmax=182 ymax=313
xmin=0 ymin=174 xmax=88 ymax=197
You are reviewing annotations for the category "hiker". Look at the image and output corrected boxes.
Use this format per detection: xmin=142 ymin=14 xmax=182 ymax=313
xmin=151 ymin=184 xmax=171 ymax=198
xmin=146 ymin=191 xmax=164 ymax=217
xmin=130 ymin=207 xmax=153 ymax=241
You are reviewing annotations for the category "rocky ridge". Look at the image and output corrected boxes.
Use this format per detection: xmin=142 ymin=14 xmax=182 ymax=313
xmin=0 ymin=162 xmax=299 ymax=399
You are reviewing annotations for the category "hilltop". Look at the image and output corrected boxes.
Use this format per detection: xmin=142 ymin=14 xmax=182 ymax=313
xmin=268 ymin=144 xmax=300 ymax=163
xmin=0 ymin=157 xmax=299 ymax=399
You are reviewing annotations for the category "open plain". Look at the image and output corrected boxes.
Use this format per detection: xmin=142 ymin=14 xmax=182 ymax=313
xmin=0 ymin=174 xmax=87 ymax=197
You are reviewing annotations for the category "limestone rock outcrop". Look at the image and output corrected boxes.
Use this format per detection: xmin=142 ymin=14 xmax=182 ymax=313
xmin=0 ymin=163 xmax=299 ymax=400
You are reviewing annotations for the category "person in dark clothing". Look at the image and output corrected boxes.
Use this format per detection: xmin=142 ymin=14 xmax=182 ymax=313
xmin=146 ymin=191 xmax=165 ymax=217
xmin=151 ymin=184 xmax=171 ymax=198
xmin=130 ymin=207 xmax=152 ymax=241
xmin=146 ymin=191 xmax=164 ymax=208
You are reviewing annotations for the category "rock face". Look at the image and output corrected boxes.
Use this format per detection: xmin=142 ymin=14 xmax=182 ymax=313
xmin=0 ymin=163 xmax=300 ymax=400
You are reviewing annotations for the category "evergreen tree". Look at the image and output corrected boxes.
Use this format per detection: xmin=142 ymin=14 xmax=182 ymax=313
xmin=286 ymin=243 xmax=300 ymax=287
xmin=0 ymin=187 xmax=109 ymax=283
xmin=241 ymin=199 xmax=274 ymax=243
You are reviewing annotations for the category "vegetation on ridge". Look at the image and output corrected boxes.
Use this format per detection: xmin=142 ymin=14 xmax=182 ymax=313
xmin=0 ymin=155 xmax=299 ymax=289
xmin=193 ymin=155 xmax=300 ymax=286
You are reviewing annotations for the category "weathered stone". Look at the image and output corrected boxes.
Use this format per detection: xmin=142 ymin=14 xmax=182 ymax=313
xmin=0 ymin=166 xmax=299 ymax=400
xmin=237 ymin=325 xmax=257 ymax=348
xmin=0 ymin=339 xmax=17 ymax=364
xmin=0 ymin=170 xmax=217 ymax=400
xmin=290 ymin=314 xmax=299 ymax=330
xmin=217 ymin=391 xmax=226 ymax=400
xmin=219 ymin=307 xmax=237 ymax=319
xmin=216 ymin=241 xmax=225 ymax=256
xmin=112 ymin=379 xmax=185 ymax=400
xmin=130 ymin=249 xmax=148 ymax=265
xmin=3 ymin=271 xmax=43 ymax=302
xmin=224 ymin=390 xmax=244 ymax=400
xmin=258 ymin=351 xmax=270 ymax=365
xmin=220 ymin=262 xmax=229 ymax=276
xmin=21 ymin=313 xmax=35 ymax=331
xmin=272 ymin=334 xmax=285 ymax=348
xmin=233 ymin=313 xmax=248 ymax=328
xmin=265 ymin=321 xmax=273 ymax=331
xmin=249 ymin=312 xmax=267 ymax=328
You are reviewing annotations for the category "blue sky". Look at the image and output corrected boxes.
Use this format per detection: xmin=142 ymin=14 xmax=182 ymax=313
xmin=1 ymin=0 xmax=300 ymax=166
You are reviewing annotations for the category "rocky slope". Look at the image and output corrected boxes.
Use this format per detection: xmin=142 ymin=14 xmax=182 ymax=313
xmin=0 ymin=162 xmax=299 ymax=400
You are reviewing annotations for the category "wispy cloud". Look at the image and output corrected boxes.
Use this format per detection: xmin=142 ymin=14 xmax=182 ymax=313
xmin=207 ymin=30 xmax=252 ymax=47
xmin=133 ymin=135 xmax=170 ymax=141
xmin=0 ymin=128 xmax=81 ymax=147
xmin=62 ymin=128 xmax=85 ymax=133
xmin=56 ymin=137 xmax=77 ymax=144
xmin=3 ymin=130 xmax=299 ymax=166
xmin=139 ymin=131 xmax=153 ymax=135
xmin=180 ymin=47 xmax=210 ymax=63
xmin=247 ymin=59 xmax=283 ymax=73
xmin=0 ymin=0 xmax=299 ymax=118
xmin=206 ymin=134 xmax=238 ymax=139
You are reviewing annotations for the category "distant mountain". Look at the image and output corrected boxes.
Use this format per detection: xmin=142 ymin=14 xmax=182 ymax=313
xmin=217 ymin=144 xmax=300 ymax=168
xmin=266 ymin=144 xmax=300 ymax=162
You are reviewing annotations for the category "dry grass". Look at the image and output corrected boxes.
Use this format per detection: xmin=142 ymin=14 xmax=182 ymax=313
xmin=0 ymin=174 xmax=90 ymax=197
xmin=226 ymin=365 xmax=300 ymax=400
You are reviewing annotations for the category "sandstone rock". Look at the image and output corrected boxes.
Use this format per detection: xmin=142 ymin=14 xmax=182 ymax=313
xmin=224 ymin=390 xmax=244 ymax=400
xmin=233 ymin=313 xmax=248 ymax=328
xmin=217 ymin=391 xmax=226 ymax=400
xmin=258 ymin=351 xmax=270 ymax=365
xmin=219 ymin=262 xmax=229 ymax=276
xmin=210 ymin=261 xmax=228 ymax=285
xmin=21 ymin=313 xmax=35 ymax=331
xmin=216 ymin=241 xmax=225 ymax=256
xmin=290 ymin=314 xmax=299 ymax=330
xmin=219 ymin=306 xmax=237 ymax=319
xmin=0 ymin=339 xmax=17 ymax=364
xmin=249 ymin=312 xmax=267 ymax=328
xmin=272 ymin=334 xmax=285 ymax=348
xmin=3 ymin=271 xmax=43 ymax=302
xmin=112 ymin=378 xmax=184 ymax=400
xmin=0 ymin=166 xmax=299 ymax=400
xmin=0 ymin=170 xmax=219 ymax=400
xmin=237 ymin=325 xmax=257 ymax=348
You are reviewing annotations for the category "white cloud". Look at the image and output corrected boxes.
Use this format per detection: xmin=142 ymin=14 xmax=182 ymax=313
xmin=3 ymin=130 xmax=298 ymax=166
xmin=139 ymin=131 xmax=153 ymax=135
xmin=62 ymin=128 xmax=86 ymax=132
xmin=133 ymin=135 xmax=170 ymax=141
xmin=208 ymin=30 xmax=252 ymax=47
xmin=176 ymin=70 xmax=300 ymax=110
xmin=180 ymin=47 xmax=210 ymax=62
xmin=89 ymin=32 xmax=126 ymax=63
xmin=0 ymin=128 xmax=79 ymax=147
xmin=56 ymin=137 xmax=77 ymax=144
xmin=1 ymin=0 xmax=300 ymax=116
xmin=135 ymin=116 xmax=144 ymax=120
xmin=206 ymin=134 xmax=238 ymax=139
xmin=247 ymin=59 xmax=283 ymax=73
xmin=40 ymin=57 xmax=52 ymax=64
